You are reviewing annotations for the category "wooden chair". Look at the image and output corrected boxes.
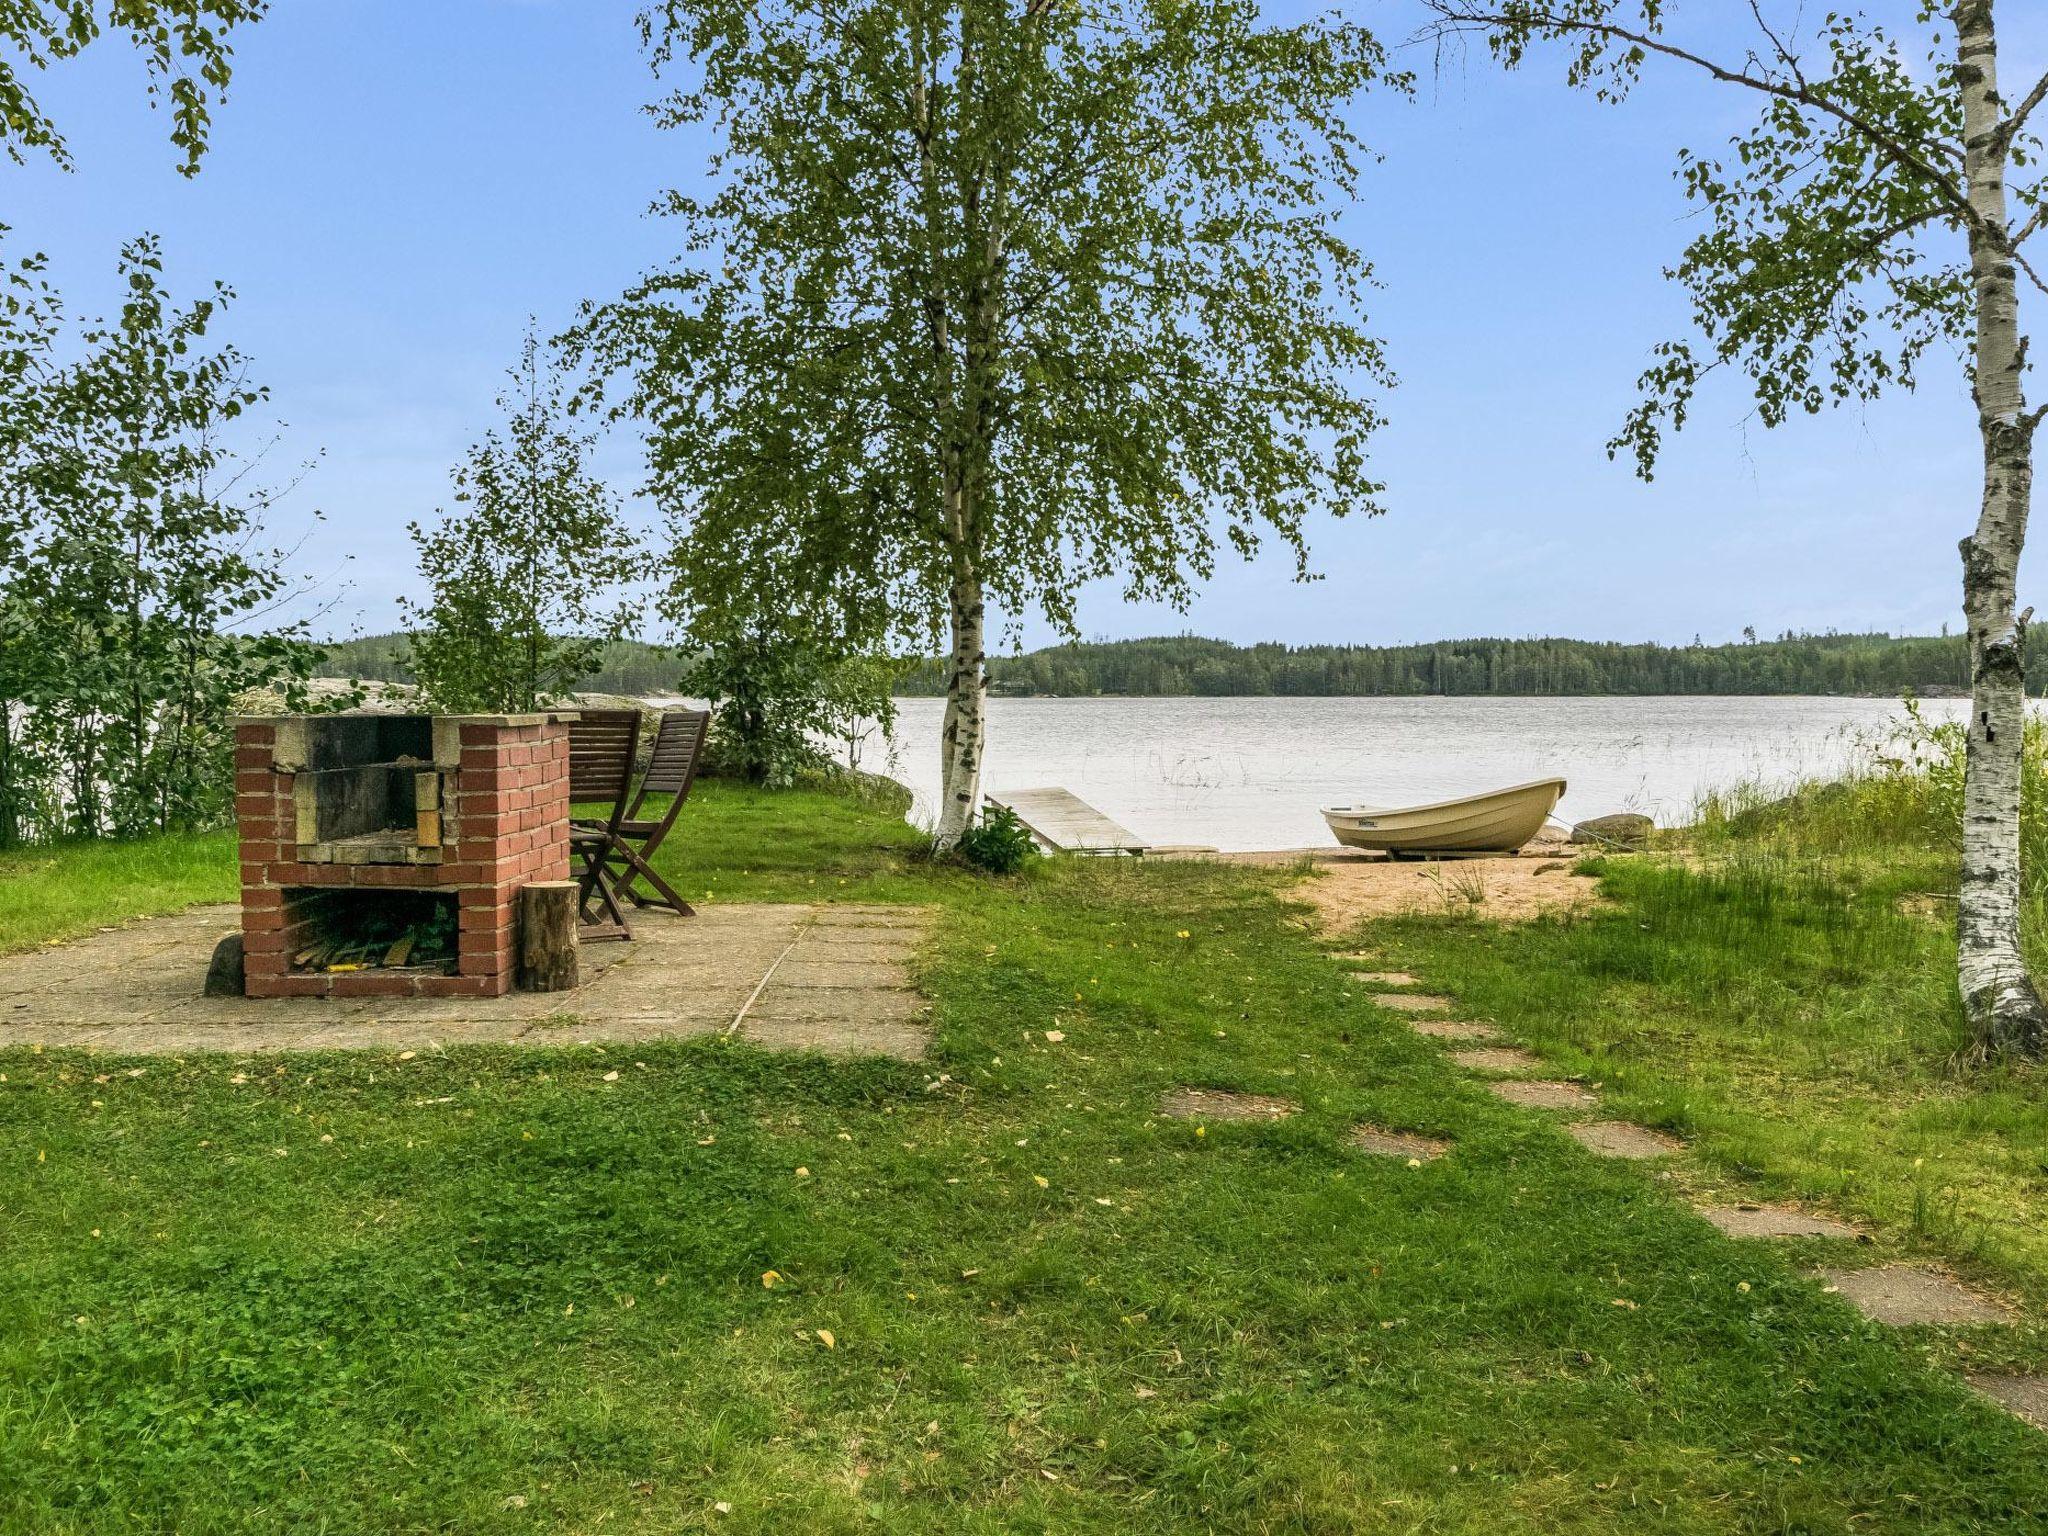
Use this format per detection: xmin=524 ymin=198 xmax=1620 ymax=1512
xmin=602 ymin=709 xmax=709 ymax=915
xmin=567 ymin=709 xmax=642 ymax=940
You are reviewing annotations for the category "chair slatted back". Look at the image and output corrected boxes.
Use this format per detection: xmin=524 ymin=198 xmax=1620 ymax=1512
xmin=627 ymin=710 xmax=710 ymax=819
xmin=568 ymin=710 xmax=642 ymax=830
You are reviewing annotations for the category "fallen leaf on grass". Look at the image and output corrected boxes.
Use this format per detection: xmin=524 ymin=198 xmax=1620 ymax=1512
xmin=1033 ymin=1175 xmax=1049 ymax=1188
xmin=817 ymin=1329 xmax=836 ymax=1350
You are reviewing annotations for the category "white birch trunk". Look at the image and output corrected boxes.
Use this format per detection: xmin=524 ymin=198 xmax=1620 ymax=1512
xmin=1955 ymin=0 xmax=2048 ymax=1057
xmin=933 ymin=564 xmax=987 ymax=849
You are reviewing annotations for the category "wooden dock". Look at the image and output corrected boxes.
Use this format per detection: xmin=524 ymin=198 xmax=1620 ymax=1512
xmin=987 ymin=788 xmax=1151 ymax=855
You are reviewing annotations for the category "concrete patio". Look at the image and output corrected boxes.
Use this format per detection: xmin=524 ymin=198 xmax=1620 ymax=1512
xmin=0 ymin=902 xmax=931 ymax=1059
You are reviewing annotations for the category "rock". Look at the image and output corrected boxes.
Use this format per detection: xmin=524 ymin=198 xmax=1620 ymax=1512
xmin=203 ymin=933 xmax=246 ymax=998
xmin=1569 ymin=813 xmax=1654 ymax=851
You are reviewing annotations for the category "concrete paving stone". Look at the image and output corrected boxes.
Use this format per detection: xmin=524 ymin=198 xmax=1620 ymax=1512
xmin=1488 ymin=1079 xmax=1599 ymax=1111
xmin=1450 ymin=1047 xmax=1546 ymax=1074
xmin=72 ymin=1023 xmax=203 ymax=1054
xmin=1345 ymin=970 xmax=1421 ymax=986
xmin=785 ymin=940 xmax=919 ymax=965
xmin=1815 ymin=1266 xmax=2012 ymax=1327
xmin=1371 ymin=993 xmax=1455 ymax=1013
xmin=1567 ymin=1121 xmax=1685 ymax=1160
xmin=772 ymin=960 xmax=909 ymax=989
xmin=1409 ymin=1020 xmax=1502 ymax=1041
xmin=1967 ymin=1373 xmax=2048 ymax=1430
xmin=1348 ymin=1125 xmax=1451 ymax=1161
xmin=0 ymin=1023 xmax=110 ymax=1048
xmin=805 ymin=925 xmax=923 ymax=946
xmin=1698 ymin=1205 xmax=1859 ymax=1240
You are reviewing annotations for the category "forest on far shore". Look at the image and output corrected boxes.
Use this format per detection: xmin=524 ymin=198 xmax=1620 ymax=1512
xmin=313 ymin=628 xmax=1994 ymax=700
xmin=897 ymin=632 xmax=1982 ymax=698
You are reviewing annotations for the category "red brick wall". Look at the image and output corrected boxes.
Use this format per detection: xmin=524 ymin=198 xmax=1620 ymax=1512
xmin=238 ymin=716 xmax=572 ymax=999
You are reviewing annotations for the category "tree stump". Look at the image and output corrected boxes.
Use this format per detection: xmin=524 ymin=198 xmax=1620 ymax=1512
xmin=518 ymin=882 xmax=581 ymax=992
xmin=204 ymin=932 xmax=246 ymax=998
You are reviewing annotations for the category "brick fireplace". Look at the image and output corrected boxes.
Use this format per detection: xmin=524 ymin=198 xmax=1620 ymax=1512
xmin=232 ymin=712 xmax=572 ymax=999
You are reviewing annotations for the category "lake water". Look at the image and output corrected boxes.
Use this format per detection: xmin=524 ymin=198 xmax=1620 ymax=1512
xmin=867 ymin=695 xmax=1969 ymax=852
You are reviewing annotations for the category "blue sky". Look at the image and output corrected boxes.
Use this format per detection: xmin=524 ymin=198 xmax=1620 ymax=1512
xmin=8 ymin=1 xmax=2043 ymax=650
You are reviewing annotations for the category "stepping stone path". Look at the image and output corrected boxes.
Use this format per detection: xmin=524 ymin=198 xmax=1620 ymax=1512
xmin=1967 ymin=1373 xmax=2048 ymax=1431
xmin=1323 ymin=944 xmax=2040 ymax=1418
xmin=1488 ymin=1079 xmax=1599 ymax=1111
xmin=1158 ymin=1088 xmax=1298 ymax=1122
xmin=1816 ymin=1267 xmax=2011 ymax=1327
xmin=1449 ymin=1046 xmax=1545 ymax=1074
xmin=1349 ymin=1125 xmax=1451 ymax=1162
xmin=1408 ymin=1020 xmax=1501 ymax=1041
xmin=1568 ymin=1121 xmax=1684 ymax=1160
xmin=1699 ymin=1205 xmax=1858 ymax=1240
xmin=1371 ymin=993 xmax=1455 ymax=1014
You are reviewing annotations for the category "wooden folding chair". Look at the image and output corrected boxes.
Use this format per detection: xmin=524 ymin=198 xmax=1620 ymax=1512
xmin=602 ymin=709 xmax=709 ymax=915
xmin=566 ymin=709 xmax=642 ymax=941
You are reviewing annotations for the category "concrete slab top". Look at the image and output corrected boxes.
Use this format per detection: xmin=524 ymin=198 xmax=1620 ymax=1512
xmin=1816 ymin=1266 xmax=2012 ymax=1328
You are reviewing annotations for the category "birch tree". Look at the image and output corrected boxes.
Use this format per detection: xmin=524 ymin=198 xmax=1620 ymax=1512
xmin=403 ymin=331 xmax=639 ymax=714
xmin=1421 ymin=0 xmax=2048 ymax=1059
xmin=579 ymin=0 xmax=1397 ymax=846
xmin=0 ymin=1 xmax=266 ymax=175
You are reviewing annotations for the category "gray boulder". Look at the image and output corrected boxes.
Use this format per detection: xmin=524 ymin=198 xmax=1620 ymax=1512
xmin=1569 ymin=813 xmax=1654 ymax=851
xmin=203 ymin=933 xmax=246 ymax=998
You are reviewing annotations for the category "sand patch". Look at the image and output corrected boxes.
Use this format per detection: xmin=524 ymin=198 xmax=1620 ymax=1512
xmin=1260 ymin=837 xmax=1605 ymax=931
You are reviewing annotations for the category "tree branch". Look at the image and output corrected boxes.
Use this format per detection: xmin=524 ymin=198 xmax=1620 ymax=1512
xmin=1419 ymin=5 xmax=1976 ymax=230
xmin=2002 ymin=67 xmax=2048 ymax=147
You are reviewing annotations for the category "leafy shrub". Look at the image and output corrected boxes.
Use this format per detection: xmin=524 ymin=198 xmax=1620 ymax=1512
xmin=955 ymin=805 xmax=1036 ymax=875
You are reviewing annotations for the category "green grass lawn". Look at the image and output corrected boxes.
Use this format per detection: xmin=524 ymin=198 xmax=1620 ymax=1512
xmin=2 ymin=780 xmax=2045 ymax=1532
xmin=0 ymin=828 xmax=237 ymax=956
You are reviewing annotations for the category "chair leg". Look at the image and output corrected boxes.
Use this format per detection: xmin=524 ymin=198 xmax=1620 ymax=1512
xmin=574 ymin=845 xmax=633 ymax=941
xmin=606 ymin=843 xmax=695 ymax=916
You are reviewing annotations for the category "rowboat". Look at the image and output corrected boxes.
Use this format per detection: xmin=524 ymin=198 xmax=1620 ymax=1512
xmin=1320 ymin=778 xmax=1567 ymax=857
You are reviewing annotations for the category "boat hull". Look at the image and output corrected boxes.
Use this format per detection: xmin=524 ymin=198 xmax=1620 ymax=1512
xmin=1320 ymin=778 xmax=1567 ymax=857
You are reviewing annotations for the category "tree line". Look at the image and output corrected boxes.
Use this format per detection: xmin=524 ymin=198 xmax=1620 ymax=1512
xmin=895 ymin=632 xmax=1981 ymax=699
xmin=316 ymin=627 xmax=1989 ymax=702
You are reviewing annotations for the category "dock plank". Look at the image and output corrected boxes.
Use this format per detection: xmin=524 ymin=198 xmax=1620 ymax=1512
xmin=987 ymin=788 xmax=1149 ymax=854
